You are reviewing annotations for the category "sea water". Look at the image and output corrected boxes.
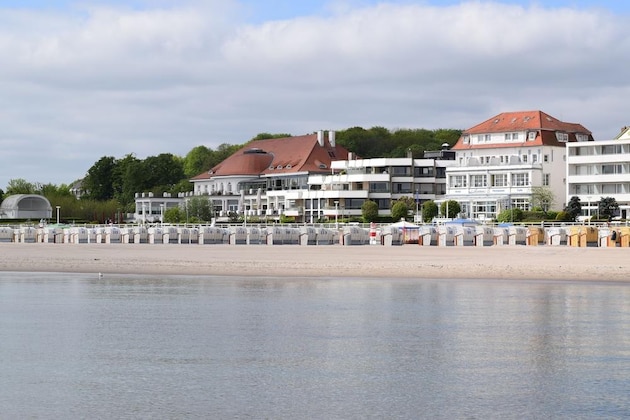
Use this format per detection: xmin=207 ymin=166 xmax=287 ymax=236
xmin=1 ymin=273 xmax=629 ymax=419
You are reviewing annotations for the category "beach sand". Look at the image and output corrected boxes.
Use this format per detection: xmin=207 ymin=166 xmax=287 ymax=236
xmin=0 ymin=243 xmax=628 ymax=282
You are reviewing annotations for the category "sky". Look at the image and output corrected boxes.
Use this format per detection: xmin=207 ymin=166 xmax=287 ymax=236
xmin=1 ymin=0 xmax=629 ymax=190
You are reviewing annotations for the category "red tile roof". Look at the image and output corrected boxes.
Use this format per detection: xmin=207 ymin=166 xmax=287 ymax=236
xmin=452 ymin=110 xmax=593 ymax=150
xmin=191 ymin=132 xmax=349 ymax=180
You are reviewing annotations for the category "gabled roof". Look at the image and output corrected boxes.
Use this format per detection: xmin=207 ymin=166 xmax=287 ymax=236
xmin=614 ymin=126 xmax=630 ymax=140
xmin=191 ymin=132 xmax=349 ymax=180
xmin=452 ymin=110 xmax=593 ymax=150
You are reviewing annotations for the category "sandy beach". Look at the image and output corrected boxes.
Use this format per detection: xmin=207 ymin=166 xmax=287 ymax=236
xmin=1 ymin=243 xmax=628 ymax=282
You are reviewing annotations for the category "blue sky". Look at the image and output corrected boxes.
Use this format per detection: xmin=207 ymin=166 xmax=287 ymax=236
xmin=1 ymin=0 xmax=629 ymax=188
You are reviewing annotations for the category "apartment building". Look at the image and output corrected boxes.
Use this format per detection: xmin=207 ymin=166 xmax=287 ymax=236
xmin=566 ymin=126 xmax=630 ymax=220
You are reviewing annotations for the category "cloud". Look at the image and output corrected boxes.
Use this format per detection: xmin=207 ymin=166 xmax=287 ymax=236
xmin=0 ymin=1 xmax=629 ymax=188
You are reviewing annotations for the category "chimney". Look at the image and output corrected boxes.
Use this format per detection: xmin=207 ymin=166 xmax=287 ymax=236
xmin=317 ymin=130 xmax=324 ymax=147
xmin=328 ymin=130 xmax=336 ymax=147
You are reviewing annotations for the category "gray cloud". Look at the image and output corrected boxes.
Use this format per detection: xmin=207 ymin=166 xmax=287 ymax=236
xmin=1 ymin=1 xmax=629 ymax=188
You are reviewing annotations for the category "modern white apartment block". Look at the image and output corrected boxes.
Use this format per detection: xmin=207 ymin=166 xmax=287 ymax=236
xmin=566 ymin=126 xmax=630 ymax=220
xmin=444 ymin=111 xmax=593 ymax=220
xmin=297 ymin=151 xmax=455 ymax=222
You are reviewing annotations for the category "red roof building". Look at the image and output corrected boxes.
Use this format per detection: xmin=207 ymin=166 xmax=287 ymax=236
xmin=190 ymin=131 xmax=350 ymax=220
xmin=444 ymin=110 xmax=594 ymax=220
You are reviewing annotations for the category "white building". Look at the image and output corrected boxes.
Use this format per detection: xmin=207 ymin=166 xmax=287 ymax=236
xmin=133 ymin=192 xmax=189 ymax=223
xmin=445 ymin=110 xmax=593 ymax=220
xmin=299 ymin=151 xmax=455 ymax=222
xmin=566 ymin=126 xmax=630 ymax=220
xmin=139 ymin=132 xmax=456 ymax=224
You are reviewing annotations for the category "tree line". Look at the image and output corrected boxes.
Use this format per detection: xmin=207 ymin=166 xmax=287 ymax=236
xmin=1 ymin=127 xmax=462 ymax=222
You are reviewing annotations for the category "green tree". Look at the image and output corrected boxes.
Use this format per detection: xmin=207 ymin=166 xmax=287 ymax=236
xmin=185 ymin=196 xmax=214 ymax=222
xmin=39 ymin=183 xmax=72 ymax=198
xmin=421 ymin=200 xmax=438 ymax=222
xmin=5 ymin=178 xmax=36 ymax=195
xmin=112 ymin=154 xmax=143 ymax=209
xmin=391 ymin=201 xmax=409 ymax=221
xmin=440 ymin=200 xmax=461 ymax=218
xmin=164 ymin=206 xmax=184 ymax=224
xmin=83 ymin=156 xmax=117 ymax=200
xmin=184 ymin=146 xmax=213 ymax=179
xmin=143 ymin=153 xmax=185 ymax=190
xmin=564 ymin=196 xmax=582 ymax=221
xmin=531 ymin=186 xmax=554 ymax=214
xmin=249 ymin=133 xmax=292 ymax=141
xmin=361 ymin=199 xmax=379 ymax=222
xmin=598 ymin=197 xmax=619 ymax=221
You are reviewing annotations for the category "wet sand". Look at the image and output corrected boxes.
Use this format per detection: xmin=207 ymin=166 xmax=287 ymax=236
xmin=0 ymin=243 xmax=628 ymax=282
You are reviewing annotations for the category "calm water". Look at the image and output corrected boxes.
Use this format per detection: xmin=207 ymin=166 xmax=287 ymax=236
xmin=1 ymin=273 xmax=629 ymax=419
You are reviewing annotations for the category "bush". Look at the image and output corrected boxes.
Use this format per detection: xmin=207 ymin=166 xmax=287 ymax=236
xmin=496 ymin=208 xmax=523 ymax=223
xmin=555 ymin=211 xmax=572 ymax=222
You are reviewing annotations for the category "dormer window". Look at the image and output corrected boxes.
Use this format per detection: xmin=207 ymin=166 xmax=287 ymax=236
xmin=463 ymin=135 xmax=469 ymax=144
xmin=528 ymin=131 xmax=536 ymax=141
xmin=556 ymin=132 xmax=569 ymax=142
xmin=576 ymin=134 xmax=589 ymax=142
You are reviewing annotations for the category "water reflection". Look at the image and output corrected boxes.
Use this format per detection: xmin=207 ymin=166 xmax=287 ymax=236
xmin=1 ymin=273 xmax=629 ymax=418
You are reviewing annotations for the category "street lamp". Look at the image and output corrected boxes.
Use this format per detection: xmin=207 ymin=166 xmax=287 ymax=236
xmin=415 ymin=188 xmax=419 ymax=222
xmin=334 ymin=200 xmax=339 ymax=229
xmin=56 ymin=206 xmax=60 ymax=224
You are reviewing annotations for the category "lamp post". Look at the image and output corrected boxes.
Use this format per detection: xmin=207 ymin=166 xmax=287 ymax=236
xmin=334 ymin=200 xmax=339 ymax=229
xmin=56 ymin=206 xmax=60 ymax=224
xmin=587 ymin=195 xmax=592 ymax=225
xmin=415 ymin=188 xmax=419 ymax=222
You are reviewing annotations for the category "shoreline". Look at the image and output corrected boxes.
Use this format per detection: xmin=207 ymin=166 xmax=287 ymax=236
xmin=1 ymin=243 xmax=629 ymax=282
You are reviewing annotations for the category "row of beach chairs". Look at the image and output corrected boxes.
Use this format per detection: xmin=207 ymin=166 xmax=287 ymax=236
xmin=1 ymin=224 xmax=628 ymax=247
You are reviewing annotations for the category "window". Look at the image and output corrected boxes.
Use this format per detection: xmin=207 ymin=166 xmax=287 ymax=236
xmin=492 ymin=174 xmax=508 ymax=187
xmin=602 ymin=164 xmax=622 ymax=175
xmin=576 ymin=134 xmax=589 ymax=142
xmin=512 ymin=133 xmax=519 ymax=140
xmin=472 ymin=201 xmax=496 ymax=219
xmin=369 ymin=182 xmax=389 ymax=193
xmin=392 ymin=166 xmax=411 ymax=176
xmin=472 ymin=175 xmax=487 ymax=187
xmin=543 ymin=154 xmax=549 ymax=163
xmin=512 ymin=173 xmax=529 ymax=186
xmin=513 ymin=198 xmax=530 ymax=211
xmin=522 ymin=155 xmax=528 ymax=163
xmin=450 ymin=175 xmax=467 ymax=188
xmin=602 ymin=144 xmax=622 ymax=155
xmin=556 ymin=132 xmax=569 ymax=142
xmin=543 ymin=173 xmax=550 ymax=186
xmin=393 ymin=183 xmax=412 ymax=193
xmin=414 ymin=167 xmax=434 ymax=177
xmin=528 ymin=131 xmax=536 ymax=141
xmin=463 ymin=135 xmax=470 ymax=144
